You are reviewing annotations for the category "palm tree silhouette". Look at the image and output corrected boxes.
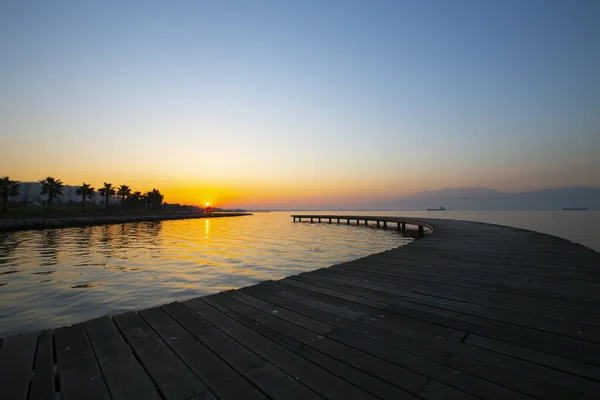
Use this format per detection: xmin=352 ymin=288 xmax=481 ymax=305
xmin=75 ymin=183 xmax=95 ymax=211
xmin=131 ymin=191 xmax=142 ymax=210
xmin=116 ymin=185 xmax=131 ymax=211
xmin=146 ymin=189 xmax=164 ymax=210
xmin=139 ymin=193 xmax=148 ymax=210
xmin=0 ymin=176 xmax=20 ymax=212
xmin=98 ymin=182 xmax=116 ymax=210
xmin=39 ymin=177 xmax=64 ymax=211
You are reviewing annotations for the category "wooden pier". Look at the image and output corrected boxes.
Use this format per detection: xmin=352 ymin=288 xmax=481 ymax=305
xmin=292 ymin=215 xmax=430 ymax=237
xmin=2 ymin=215 xmax=600 ymax=400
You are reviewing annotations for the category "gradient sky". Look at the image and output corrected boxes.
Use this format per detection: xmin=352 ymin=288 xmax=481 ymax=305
xmin=1 ymin=0 xmax=599 ymax=208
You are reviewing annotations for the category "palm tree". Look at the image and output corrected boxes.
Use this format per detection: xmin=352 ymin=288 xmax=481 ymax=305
xmin=131 ymin=191 xmax=142 ymax=210
xmin=0 ymin=177 xmax=20 ymax=212
xmin=139 ymin=193 xmax=148 ymax=211
xmin=98 ymin=182 xmax=116 ymax=210
xmin=116 ymin=185 xmax=131 ymax=211
xmin=146 ymin=189 xmax=164 ymax=210
xmin=75 ymin=183 xmax=95 ymax=211
xmin=39 ymin=177 xmax=64 ymax=211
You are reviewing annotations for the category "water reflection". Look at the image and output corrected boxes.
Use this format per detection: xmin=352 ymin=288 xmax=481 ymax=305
xmin=99 ymin=225 xmax=114 ymax=257
xmin=145 ymin=221 xmax=162 ymax=258
xmin=119 ymin=224 xmax=130 ymax=248
xmin=39 ymin=230 xmax=60 ymax=266
xmin=75 ymin=226 xmax=93 ymax=256
xmin=146 ymin=221 xmax=162 ymax=243
xmin=113 ymin=224 xmax=134 ymax=261
xmin=0 ymin=232 xmax=18 ymax=265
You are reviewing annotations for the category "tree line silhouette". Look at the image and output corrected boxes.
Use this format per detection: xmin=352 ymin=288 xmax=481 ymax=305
xmin=1 ymin=176 xmax=164 ymax=212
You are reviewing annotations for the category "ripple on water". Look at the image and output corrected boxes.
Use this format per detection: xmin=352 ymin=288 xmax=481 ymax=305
xmin=0 ymin=212 xmax=411 ymax=336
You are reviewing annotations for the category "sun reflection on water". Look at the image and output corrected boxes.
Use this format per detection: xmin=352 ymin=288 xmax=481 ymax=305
xmin=204 ymin=218 xmax=210 ymax=243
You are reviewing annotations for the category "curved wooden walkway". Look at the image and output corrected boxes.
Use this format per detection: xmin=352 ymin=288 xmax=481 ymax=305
xmin=2 ymin=216 xmax=600 ymax=400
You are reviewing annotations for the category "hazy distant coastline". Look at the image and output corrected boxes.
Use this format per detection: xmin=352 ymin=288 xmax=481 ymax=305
xmin=253 ymin=186 xmax=600 ymax=211
xmin=369 ymin=186 xmax=600 ymax=211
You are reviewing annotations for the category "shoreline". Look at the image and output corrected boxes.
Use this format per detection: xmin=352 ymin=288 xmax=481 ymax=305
xmin=0 ymin=212 xmax=252 ymax=233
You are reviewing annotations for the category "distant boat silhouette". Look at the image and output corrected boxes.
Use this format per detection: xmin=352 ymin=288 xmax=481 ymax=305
xmin=562 ymin=206 xmax=587 ymax=210
xmin=427 ymin=206 xmax=446 ymax=211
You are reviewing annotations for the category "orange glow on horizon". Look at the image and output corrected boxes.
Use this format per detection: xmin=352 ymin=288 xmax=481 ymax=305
xmin=5 ymin=164 xmax=592 ymax=209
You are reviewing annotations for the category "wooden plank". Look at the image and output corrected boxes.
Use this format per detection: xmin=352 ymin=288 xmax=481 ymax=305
xmin=54 ymin=323 xmax=111 ymax=400
xmin=229 ymin=287 xmax=351 ymax=335
xmin=277 ymin=289 xmax=365 ymax=319
xmin=112 ymin=311 xmax=213 ymax=400
xmin=419 ymin=380 xmax=478 ymax=400
xmin=243 ymin=284 xmax=465 ymax=345
xmin=343 ymin=261 xmax=600 ymax=302
xmin=240 ymin=362 xmax=317 ymax=400
xmin=280 ymin=282 xmax=600 ymax=397
xmin=310 ymin=269 xmax=600 ymax=324
xmin=388 ymin=254 xmax=600 ymax=280
xmin=336 ymin=258 xmax=583 ymax=292
xmin=291 ymin=274 xmax=600 ymax=342
xmin=443 ymin=354 xmax=592 ymax=400
xmin=260 ymin=280 xmax=466 ymax=341
xmin=382 ymin=302 xmax=600 ymax=366
xmin=377 ymin=243 xmax=597 ymax=263
xmin=294 ymin=344 xmax=417 ymax=400
xmin=315 ymin=266 xmax=600 ymax=313
xmin=329 ymin=263 xmax=527 ymax=295
xmin=359 ymin=244 xmax=598 ymax=274
xmin=161 ymin=301 xmax=319 ymax=400
xmin=190 ymin=296 xmax=382 ymax=398
xmin=186 ymin=296 xmax=387 ymax=399
xmin=326 ymin=328 xmax=532 ymax=400
xmin=283 ymin=277 xmax=389 ymax=308
xmin=28 ymin=330 xmax=55 ymax=400
xmin=337 ymin=260 xmax=564 ymax=294
xmin=221 ymin=290 xmax=449 ymax=364
xmin=162 ymin=302 xmax=266 ymax=372
xmin=258 ymin=278 xmax=597 ymax=398
xmin=240 ymin=284 xmax=597 ymax=396
xmin=84 ymin=316 xmax=161 ymax=400
xmin=201 ymin=292 xmax=426 ymax=398
xmin=364 ymin=321 xmax=600 ymax=398
xmin=464 ymin=334 xmax=600 ymax=383
xmin=213 ymin=292 xmax=424 ymax=399
xmin=0 ymin=332 xmax=38 ymax=400
xmin=138 ymin=305 xmax=266 ymax=400
xmin=273 ymin=277 xmax=600 ymax=366
xmin=454 ymin=342 xmax=600 ymax=396
xmin=223 ymin=290 xmax=336 ymax=334
xmin=329 ymin=262 xmax=503 ymax=293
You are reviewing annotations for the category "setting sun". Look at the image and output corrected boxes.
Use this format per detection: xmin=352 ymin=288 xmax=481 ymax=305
xmin=205 ymin=202 xmax=210 ymax=207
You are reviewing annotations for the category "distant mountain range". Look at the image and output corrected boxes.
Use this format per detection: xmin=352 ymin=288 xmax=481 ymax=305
xmin=362 ymin=186 xmax=600 ymax=211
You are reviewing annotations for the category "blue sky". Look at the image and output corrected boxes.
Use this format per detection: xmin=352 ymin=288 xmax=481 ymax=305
xmin=1 ymin=0 xmax=599 ymax=207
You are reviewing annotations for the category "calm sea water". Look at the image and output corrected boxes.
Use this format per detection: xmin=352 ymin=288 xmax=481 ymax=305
xmin=0 ymin=212 xmax=408 ymax=336
xmin=1 ymin=210 xmax=598 ymax=336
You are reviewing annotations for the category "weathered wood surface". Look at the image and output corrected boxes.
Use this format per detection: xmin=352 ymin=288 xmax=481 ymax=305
xmin=1 ymin=216 xmax=599 ymax=399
